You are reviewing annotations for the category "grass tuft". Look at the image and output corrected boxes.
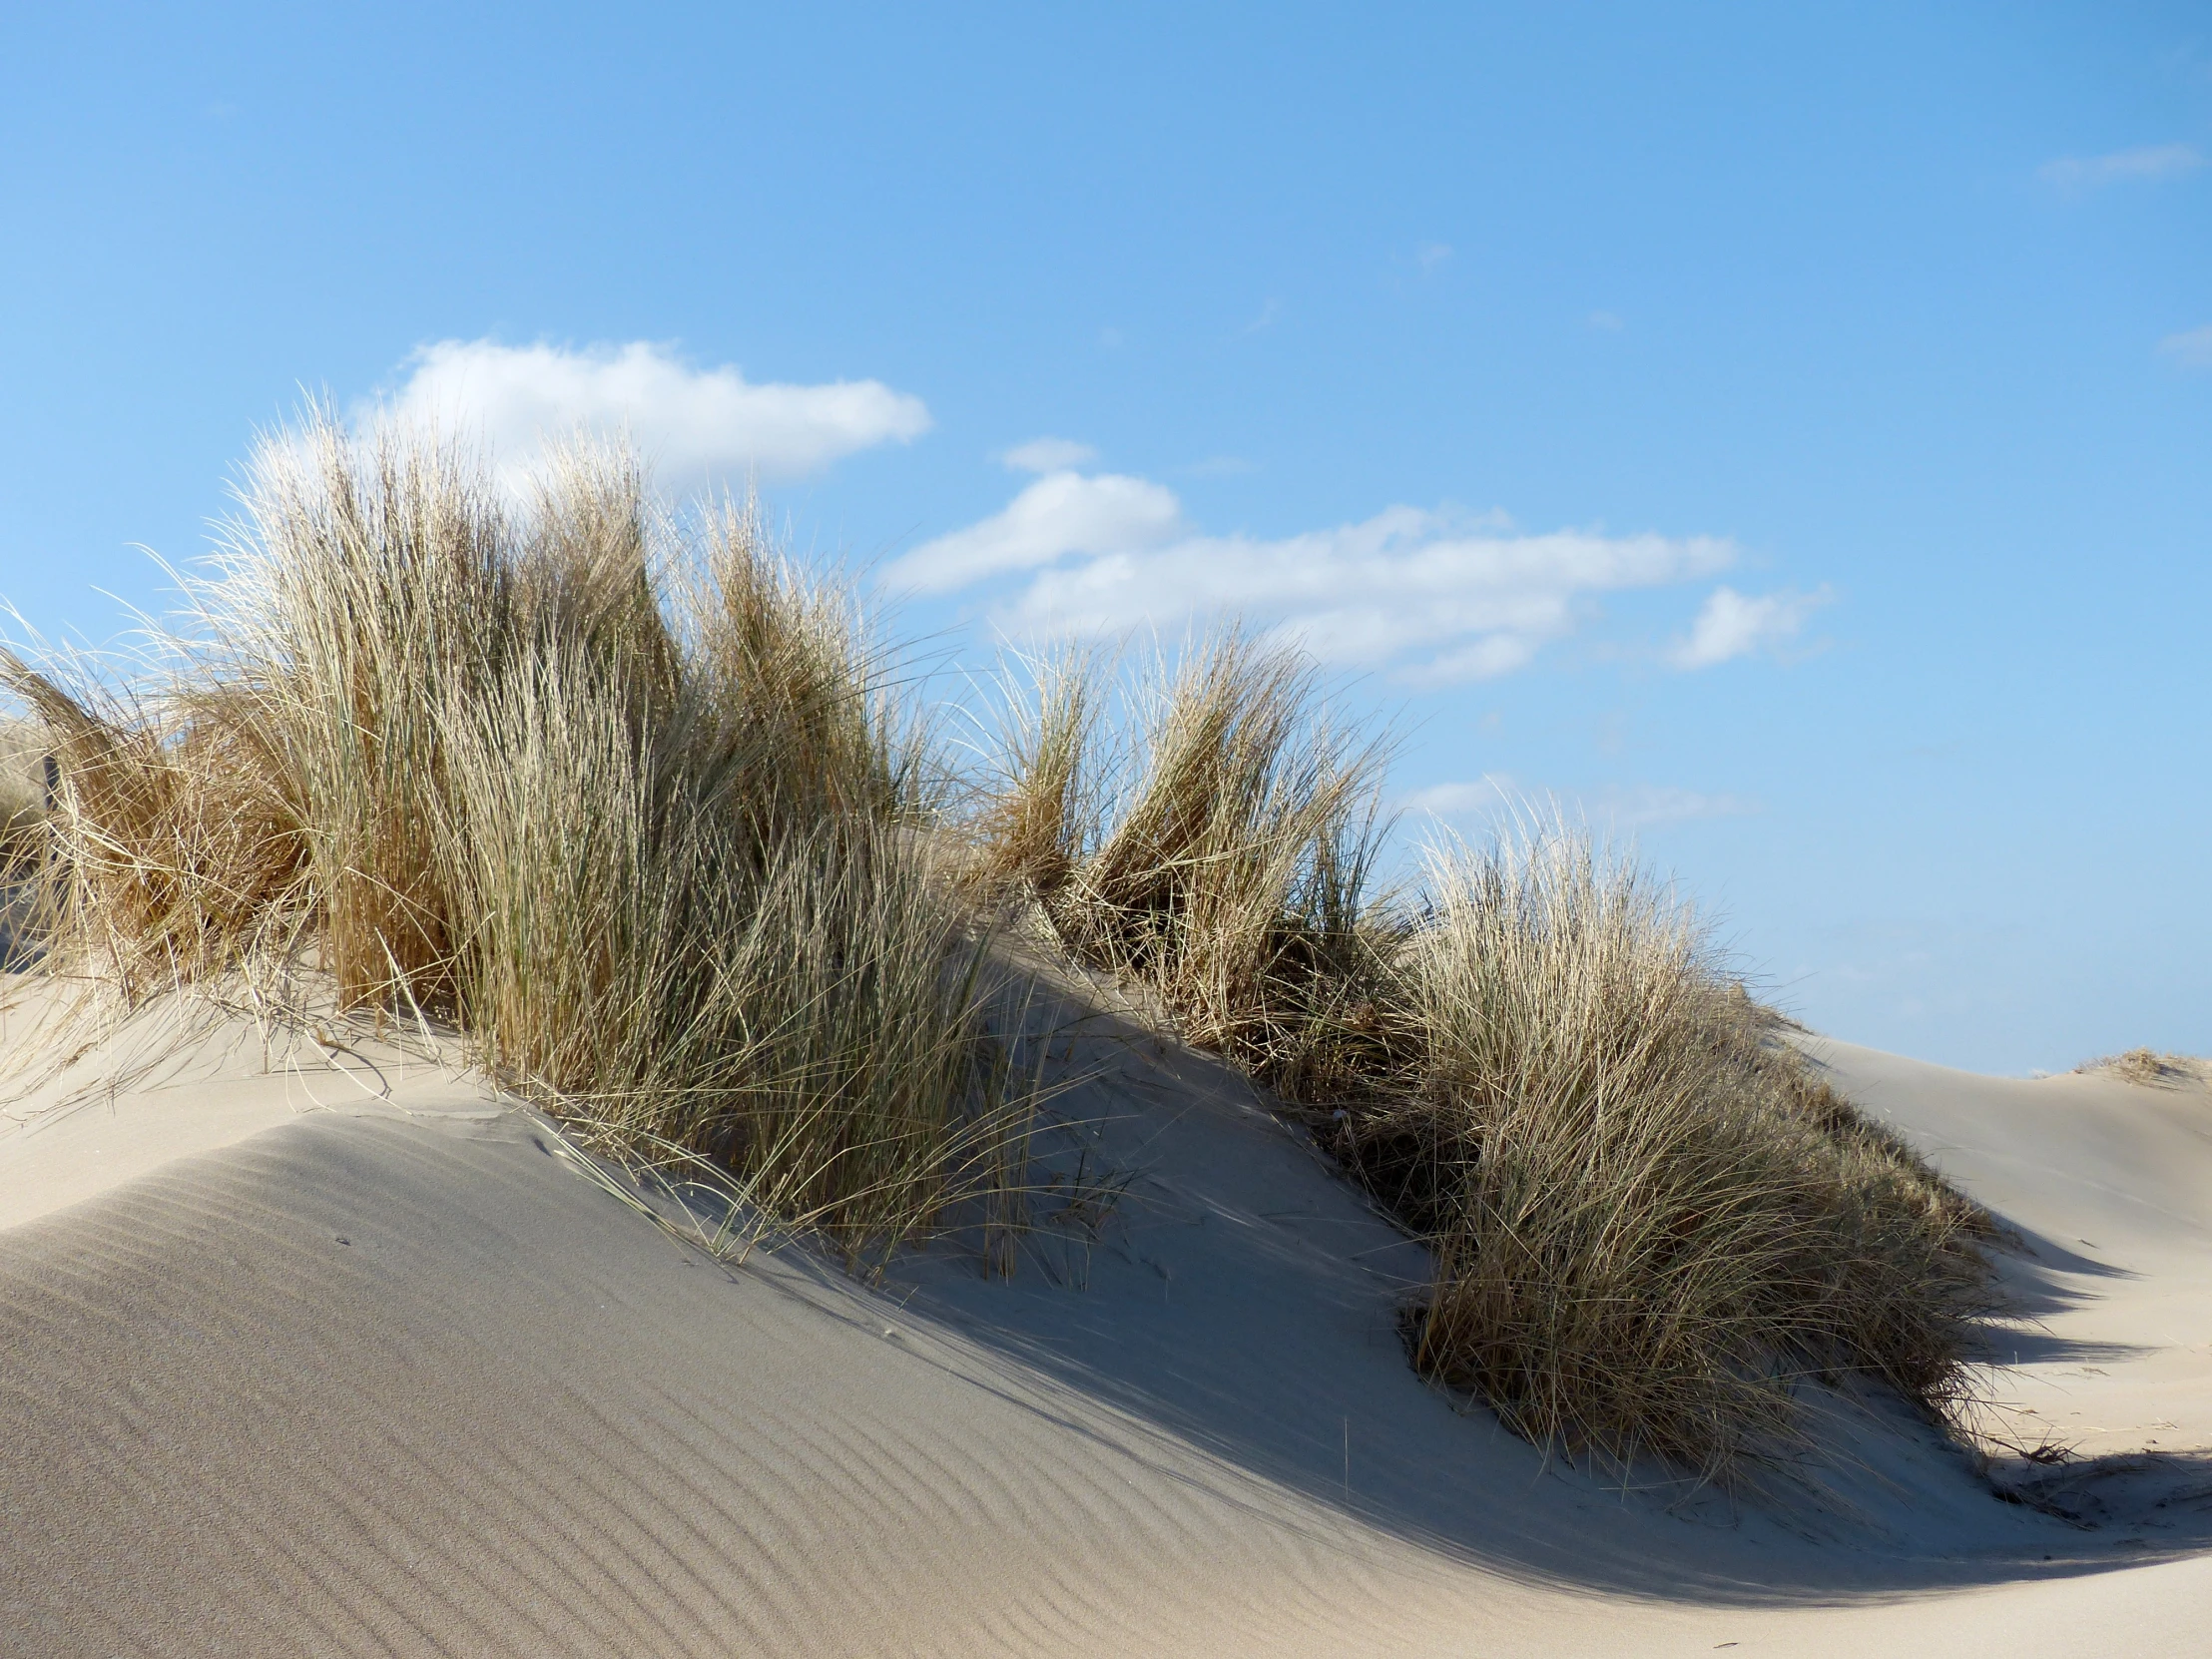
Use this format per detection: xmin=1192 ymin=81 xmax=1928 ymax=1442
xmin=979 ymin=630 xmax=1399 ymax=1101
xmin=1344 ymin=825 xmax=1995 ymax=1481
xmin=2 ymin=416 xmax=1034 ymax=1271
xmin=0 ymin=724 xmax=49 ymax=873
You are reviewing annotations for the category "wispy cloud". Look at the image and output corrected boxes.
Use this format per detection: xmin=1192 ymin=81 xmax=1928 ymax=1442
xmin=1593 ymin=784 xmax=1760 ymax=828
xmin=2158 ymin=323 xmax=2212 ymax=368
xmin=998 ymin=436 xmax=1098 ymax=473
xmin=2040 ymin=143 xmax=2205 ymax=190
xmin=1241 ymin=297 xmax=1286 ymax=335
xmin=1400 ymin=777 xmax=1517 ymax=819
xmin=368 ymin=338 xmax=929 ymax=493
xmin=888 ymin=468 xmax=1743 ymax=686
xmin=1666 ymin=585 xmax=1830 ymax=669
xmin=1586 ymin=309 xmax=1625 ymax=332
xmin=1403 ymin=775 xmax=1757 ymax=830
xmin=1416 ymin=242 xmax=1453 ymax=276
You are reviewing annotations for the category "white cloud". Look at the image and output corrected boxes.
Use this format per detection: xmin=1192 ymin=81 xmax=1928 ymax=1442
xmin=999 ymin=437 xmax=1099 ymax=473
xmin=1590 ymin=785 xmax=1759 ymax=828
xmin=2040 ymin=143 xmax=2205 ymax=190
xmin=1666 ymin=584 xmax=1829 ymax=669
xmin=1400 ymin=633 xmax=1543 ymax=686
xmin=1007 ymin=510 xmax=1733 ymax=683
xmin=370 ymin=338 xmax=930 ymax=493
xmin=2159 ymin=323 xmax=2212 ymax=368
xmin=1586 ymin=309 xmax=1625 ymax=331
xmin=894 ymin=468 xmax=1741 ymax=685
xmin=887 ymin=471 xmax=1185 ymax=593
xmin=1417 ymin=243 xmax=1453 ymax=275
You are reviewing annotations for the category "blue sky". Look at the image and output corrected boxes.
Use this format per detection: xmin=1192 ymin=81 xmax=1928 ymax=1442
xmin=2 ymin=3 xmax=2206 ymax=1071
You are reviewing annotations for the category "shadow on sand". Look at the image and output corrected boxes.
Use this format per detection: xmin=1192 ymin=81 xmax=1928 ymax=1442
xmin=880 ymin=989 xmax=2212 ymax=1610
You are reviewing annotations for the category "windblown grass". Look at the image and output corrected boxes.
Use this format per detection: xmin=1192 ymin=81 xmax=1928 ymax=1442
xmin=1 ymin=419 xmax=1033 ymax=1270
xmin=978 ymin=632 xmax=1399 ymax=1101
xmin=1341 ymin=827 xmax=1995 ymax=1482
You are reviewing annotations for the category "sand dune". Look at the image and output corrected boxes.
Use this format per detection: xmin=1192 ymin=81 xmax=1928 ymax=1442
xmin=3 ymin=991 xmax=2208 ymax=1657
xmin=1800 ymin=1037 xmax=2212 ymax=1523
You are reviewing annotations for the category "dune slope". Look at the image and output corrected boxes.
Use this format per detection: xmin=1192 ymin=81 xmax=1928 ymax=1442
xmin=2 ymin=998 xmax=2208 ymax=1658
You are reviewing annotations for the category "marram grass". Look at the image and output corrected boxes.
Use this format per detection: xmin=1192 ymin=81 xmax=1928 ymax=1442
xmin=1 ymin=418 xmax=1031 ymax=1272
xmin=4 ymin=421 xmax=1998 ymax=1477
xmin=982 ymin=653 xmax=1997 ymax=1484
xmin=1370 ymin=829 xmax=1995 ymax=1481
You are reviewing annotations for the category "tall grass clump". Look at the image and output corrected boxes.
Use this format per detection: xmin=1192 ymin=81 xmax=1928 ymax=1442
xmin=1346 ymin=825 xmax=1995 ymax=1481
xmin=979 ymin=632 xmax=1398 ymax=1100
xmin=0 ymin=417 xmax=1031 ymax=1269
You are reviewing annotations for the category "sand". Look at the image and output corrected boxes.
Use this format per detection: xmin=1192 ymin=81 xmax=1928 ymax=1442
xmin=2 ymin=983 xmax=2207 ymax=1657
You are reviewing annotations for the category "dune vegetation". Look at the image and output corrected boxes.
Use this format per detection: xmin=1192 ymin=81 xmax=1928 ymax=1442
xmin=971 ymin=634 xmax=1395 ymax=1104
xmin=2 ymin=423 xmax=1997 ymax=1482
xmin=2074 ymin=1048 xmax=2211 ymax=1089
xmin=982 ymin=645 xmax=1998 ymax=1483
xmin=1365 ymin=835 xmax=1994 ymax=1478
xmin=0 ymin=421 xmax=1033 ymax=1272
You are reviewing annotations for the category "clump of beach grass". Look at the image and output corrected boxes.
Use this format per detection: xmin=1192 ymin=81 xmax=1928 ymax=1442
xmin=0 ymin=417 xmax=1034 ymax=1271
xmin=1335 ymin=824 xmax=1996 ymax=1482
xmin=0 ymin=724 xmax=50 ymax=965
xmin=976 ymin=632 xmax=1400 ymax=1102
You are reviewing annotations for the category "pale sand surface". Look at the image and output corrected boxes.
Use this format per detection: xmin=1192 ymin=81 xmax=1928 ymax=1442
xmin=2 ymin=984 xmax=2207 ymax=1657
xmin=1797 ymin=1039 xmax=2212 ymax=1520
